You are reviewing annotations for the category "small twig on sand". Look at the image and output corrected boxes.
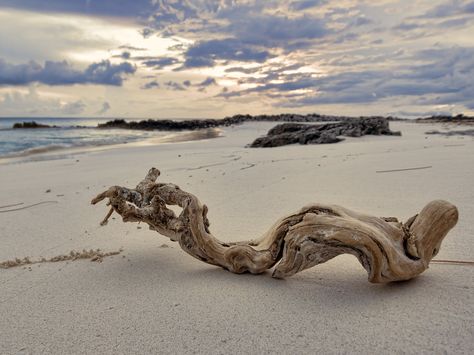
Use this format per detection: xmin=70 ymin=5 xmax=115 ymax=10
xmin=240 ymin=163 xmax=256 ymax=170
xmin=431 ymin=259 xmax=474 ymax=266
xmin=0 ymin=248 xmax=124 ymax=269
xmin=0 ymin=201 xmax=58 ymax=213
xmin=100 ymin=207 xmax=115 ymax=226
xmin=376 ymin=166 xmax=432 ymax=173
xmin=0 ymin=202 xmax=24 ymax=209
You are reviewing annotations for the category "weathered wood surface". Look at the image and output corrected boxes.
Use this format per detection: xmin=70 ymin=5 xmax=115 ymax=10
xmin=92 ymin=168 xmax=458 ymax=283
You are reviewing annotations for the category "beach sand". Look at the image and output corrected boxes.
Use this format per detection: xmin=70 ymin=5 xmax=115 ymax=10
xmin=0 ymin=121 xmax=473 ymax=354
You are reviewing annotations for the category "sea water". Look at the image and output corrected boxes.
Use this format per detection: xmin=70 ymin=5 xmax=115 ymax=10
xmin=0 ymin=117 xmax=170 ymax=158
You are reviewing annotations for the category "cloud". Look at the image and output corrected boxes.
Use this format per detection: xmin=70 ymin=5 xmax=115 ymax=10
xmin=71 ymin=2 xmax=474 ymax=114
xmin=351 ymin=16 xmax=372 ymax=27
xmin=0 ymin=9 xmax=117 ymax=63
xmin=182 ymin=38 xmax=272 ymax=68
xmin=225 ymin=66 xmax=261 ymax=74
xmin=0 ymin=0 xmax=154 ymax=18
xmin=196 ymin=76 xmax=217 ymax=91
xmin=164 ymin=81 xmax=186 ymax=91
xmin=0 ymin=59 xmax=136 ymax=86
xmin=142 ymin=57 xmax=179 ymax=69
xmin=140 ymin=28 xmax=155 ymax=38
xmin=216 ymin=45 xmax=474 ymax=111
xmin=97 ymin=101 xmax=111 ymax=114
xmin=2 ymin=1 xmax=474 ymax=116
xmin=227 ymin=13 xmax=331 ymax=47
xmin=392 ymin=22 xmax=423 ymax=31
xmin=181 ymin=56 xmax=215 ymax=69
xmin=421 ymin=0 xmax=474 ymax=18
xmin=438 ymin=17 xmax=470 ymax=28
xmin=113 ymin=51 xmax=131 ymax=59
xmin=118 ymin=45 xmax=147 ymax=51
xmin=141 ymin=80 xmax=160 ymax=89
xmin=289 ymin=0 xmax=328 ymax=11
xmin=62 ymin=100 xmax=86 ymax=114
xmin=148 ymin=2 xmax=332 ymax=68
xmin=0 ymin=86 xmax=86 ymax=115
xmin=197 ymin=77 xmax=217 ymax=87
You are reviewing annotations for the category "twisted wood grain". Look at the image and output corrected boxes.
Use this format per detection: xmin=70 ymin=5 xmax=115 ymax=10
xmin=91 ymin=168 xmax=458 ymax=283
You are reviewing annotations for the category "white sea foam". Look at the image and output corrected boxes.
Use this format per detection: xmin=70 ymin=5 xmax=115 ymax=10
xmin=0 ymin=117 xmax=223 ymax=161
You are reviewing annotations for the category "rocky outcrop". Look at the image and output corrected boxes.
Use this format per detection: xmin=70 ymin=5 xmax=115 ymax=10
xmin=12 ymin=121 xmax=57 ymax=129
xmin=97 ymin=114 xmax=386 ymax=131
xmin=416 ymin=114 xmax=474 ymax=124
xmin=250 ymin=118 xmax=401 ymax=148
xmin=426 ymin=129 xmax=474 ymax=136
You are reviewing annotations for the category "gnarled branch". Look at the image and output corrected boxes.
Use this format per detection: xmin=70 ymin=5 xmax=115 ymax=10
xmin=91 ymin=168 xmax=458 ymax=283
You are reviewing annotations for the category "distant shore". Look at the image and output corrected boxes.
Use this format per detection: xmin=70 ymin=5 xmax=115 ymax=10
xmin=96 ymin=114 xmax=473 ymax=131
xmin=5 ymin=113 xmax=472 ymax=158
xmin=8 ymin=113 xmax=473 ymax=131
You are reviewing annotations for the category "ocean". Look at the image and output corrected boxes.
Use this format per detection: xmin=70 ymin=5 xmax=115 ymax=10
xmin=0 ymin=117 xmax=192 ymax=159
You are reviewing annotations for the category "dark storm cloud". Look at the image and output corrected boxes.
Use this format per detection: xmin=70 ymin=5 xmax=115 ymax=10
xmin=195 ymin=77 xmax=217 ymax=92
xmin=146 ymin=1 xmax=332 ymax=68
xmin=180 ymin=39 xmax=272 ymax=68
xmin=0 ymin=0 xmax=154 ymax=18
xmin=226 ymin=14 xmax=331 ymax=46
xmin=142 ymin=57 xmax=179 ymax=69
xmin=0 ymin=59 xmax=136 ymax=86
xmin=181 ymin=56 xmax=215 ymax=69
xmin=351 ymin=16 xmax=372 ymax=27
xmin=421 ymin=0 xmax=474 ymax=18
xmin=289 ymin=0 xmax=328 ymax=11
xmin=197 ymin=77 xmax=216 ymax=87
xmin=392 ymin=22 xmax=423 ymax=31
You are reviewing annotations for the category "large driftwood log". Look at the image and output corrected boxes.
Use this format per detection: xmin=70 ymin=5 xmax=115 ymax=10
xmin=91 ymin=168 xmax=458 ymax=283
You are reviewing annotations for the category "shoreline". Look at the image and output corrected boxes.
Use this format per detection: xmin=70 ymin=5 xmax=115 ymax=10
xmin=2 ymin=114 xmax=472 ymax=164
xmin=0 ymin=127 xmax=223 ymax=164
xmin=96 ymin=113 xmax=474 ymax=131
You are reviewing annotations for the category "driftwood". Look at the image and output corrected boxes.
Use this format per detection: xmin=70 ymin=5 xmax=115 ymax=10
xmin=91 ymin=168 xmax=458 ymax=283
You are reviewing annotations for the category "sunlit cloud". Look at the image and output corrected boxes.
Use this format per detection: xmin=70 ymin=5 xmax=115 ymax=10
xmin=0 ymin=0 xmax=473 ymax=118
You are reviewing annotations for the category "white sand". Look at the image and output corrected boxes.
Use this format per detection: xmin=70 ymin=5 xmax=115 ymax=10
xmin=0 ymin=121 xmax=473 ymax=354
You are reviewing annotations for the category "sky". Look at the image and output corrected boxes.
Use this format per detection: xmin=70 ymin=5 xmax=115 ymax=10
xmin=0 ymin=0 xmax=473 ymax=119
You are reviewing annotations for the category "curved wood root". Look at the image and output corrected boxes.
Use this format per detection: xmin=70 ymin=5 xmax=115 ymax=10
xmin=91 ymin=168 xmax=458 ymax=283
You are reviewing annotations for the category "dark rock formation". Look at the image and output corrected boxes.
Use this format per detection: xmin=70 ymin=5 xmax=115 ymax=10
xmin=416 ymin=114 xmax=474 ymax=124
xmin=250 ymin=118 xmax=401 ymax=148
xmin=98 ymin=113 xmax=376 ymax=131
xmin=426 ymin=129 xmax=474 ymax=136
xmin=13 ymin=121 xmax=56 ymax=129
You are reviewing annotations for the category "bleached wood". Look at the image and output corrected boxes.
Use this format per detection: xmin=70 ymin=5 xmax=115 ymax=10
xmin=91 ymin=168 xmax=458 ymax=283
